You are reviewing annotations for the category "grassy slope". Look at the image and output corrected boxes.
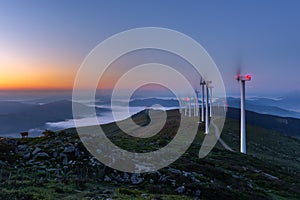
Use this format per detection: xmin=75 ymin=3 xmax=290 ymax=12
xmin=0 ymin=109 xmax=300 ymax=199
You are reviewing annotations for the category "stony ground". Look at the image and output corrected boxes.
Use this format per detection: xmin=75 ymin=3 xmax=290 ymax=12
xmin=0 ymin=109 xmax=300 ymax=200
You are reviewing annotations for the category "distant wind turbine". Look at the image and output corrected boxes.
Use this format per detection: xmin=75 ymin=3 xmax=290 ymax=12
xmin=205 ymin=80 xmax=212 ymax=134
xmin=207 ymin=84 xmax=213 ymax=117
xmin=236 ymin=73 xmax=252 ymax=154
xmin=200 ymin=78 xmax=205 ymax=122
xmin=195 ymin=89 xmax=199 ymax=117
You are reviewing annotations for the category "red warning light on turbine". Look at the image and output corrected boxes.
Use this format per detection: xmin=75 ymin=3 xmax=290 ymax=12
xmin=245 ymin=74 xmax=252 ymax=80
xmin=184 ymin=97 xmax=190 ymax=101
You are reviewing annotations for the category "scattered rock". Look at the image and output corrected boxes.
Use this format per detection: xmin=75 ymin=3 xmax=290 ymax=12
xmin=104 ymin=175 xmax=112 ymax=182
xmin=158 ymin=174 xmax=169 ymax=182
xmin=123 ymin=172 xmax=130 ymax=182
xmin=111 ymin=173 xmax=124 ymax=183
xmin=191 ymin=176 xmax=201 ymax=184
xmin=56 ymin=139 xmax=63 ymax=144
xmin=169 ymin=179 xmax=176 ymax=186
xmin=75 ymin=149 xmax=80 ymax=157
xmin=168 ymin=167 xmax=181 ymax=175
xmin=175 ymin=185 xmax=185 ymax=194
xmin=5 ymin=140 xmax=17 ymax=146
xmin=151 ymin=197 xmax=163 ymax=200
xmin=141 ymin=193 xmax=148 ymax=198
xmin=32 ymin=147 xmax=41 ymax=155
xmin=102 ymin=189 xmax=112 ymax=194
xmin=17 ymin=144 xmax=27 ymax=151
xmin=23 ymin=152 xmax=31 ymax=159
xmin=261 ymin=172 xmax=279 ymax=180
xmin=247 ymin=181 xmax=254 ymax=189
xmin=131 ymin=173 xmax=144 ymax=184
xmin=63 ymin=157 xmax=68 ymax=165
xmin=182 ymin=171 xmax=192 ymax=177
xmin=64 ymin=144 xmax=75 ymax=153
xmin=232 ymin=175 xmax=241 ymax=179
xmin=26 ymin=159 xmax=35 ymax=165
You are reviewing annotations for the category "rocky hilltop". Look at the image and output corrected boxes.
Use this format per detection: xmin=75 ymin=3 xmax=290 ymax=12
xmin=0 ymin=109 xmax=300 ymax=199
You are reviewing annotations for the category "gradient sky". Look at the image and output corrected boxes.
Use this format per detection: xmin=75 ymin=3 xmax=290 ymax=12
xmin=0 ymin=0 xmax=299 ymax=96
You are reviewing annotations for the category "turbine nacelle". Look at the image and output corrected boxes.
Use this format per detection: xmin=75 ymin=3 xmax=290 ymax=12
xmin=207 ymin=84 xmax=213 ymax=89
xmin=205 ymin=80 xmax=212 ymax=85
xmin=200 ymin=80 xmax=212 ymax=86
xmin=235 ymin=74 xmax=252 ymax=81
xmin=200 ymin=80 xmax=206 ymax=85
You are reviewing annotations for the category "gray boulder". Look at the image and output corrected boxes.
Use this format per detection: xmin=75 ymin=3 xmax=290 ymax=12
xmin=168 ymin=167 xmax=181 ymax=175
xmin=23 ymin=152 xmax=31 ymax=159
xmin=17 ymin=144 xmax=27 ymax=151
xmin=32 ymin=147 xmax=41 ymax=155
xmin=64 ymin=144 xmax=75 ymax=153
xmin=175 ymin=185 xmax=185 ymax=194
xmin=131 ymin=173 xmax=144 ymax=185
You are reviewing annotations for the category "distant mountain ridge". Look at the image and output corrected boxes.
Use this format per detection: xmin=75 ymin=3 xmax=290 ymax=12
xmin=226 ymin=107 xmax=300 ymax=138
xmin=128 ymin=97 xmax=300 ymax=119
xmin=129 ymin=97 xmax=179 ymax=107
xmin=0 ymin=100 xmax=110 ymax=137
xmin=225 ymin=97 xmax=300 ymax=119
xmin=128 ymin=98 xmax=300 ymax=138
xmin=0 ymin=101 xmax=35 ymax=115
xmin=1 ymin=96 xmax=299 ymax=137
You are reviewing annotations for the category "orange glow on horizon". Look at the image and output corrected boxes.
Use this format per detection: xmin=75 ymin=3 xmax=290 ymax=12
xmin=0 ymin=66 xmax=76 ymax=90
xmin=0 ymin=49 xmax=78 ymax=90
xmin=0 ymin=53 xmax=181 ymax=91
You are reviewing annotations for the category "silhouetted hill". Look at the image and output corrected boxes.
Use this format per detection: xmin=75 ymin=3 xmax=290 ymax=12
xmin=129 ymin=97 xmax=300 ymax=119
xmin=226 ymin=97 xmax=300 ymax=118
xmin=0 ymin=100 xmax=110 ymax=136
xmin=0 ymin=101 xmax=34 ymax=114
xmin=226 ymin=107 xmax=300 ymax=138
xmin=129 ymin=98 xmax=179 ymax=107
xmin=281 ymin=90 xmax=300 ymax=107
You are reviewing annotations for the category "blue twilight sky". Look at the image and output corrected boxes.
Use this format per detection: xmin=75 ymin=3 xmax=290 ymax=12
xmin=0 ymin=0 xmax=300 ymax=97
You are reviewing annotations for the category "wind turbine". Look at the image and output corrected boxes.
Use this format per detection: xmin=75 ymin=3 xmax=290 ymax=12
xmin=189 ymin=97 xmax=192 ymax=117
xmin=184 ymin=97 xmax=188 ymax=116
xmin=205 ymin=80 xmax=212 ymax=134
xmin=179 ymin=98 xmax=182 ymax=114
xmin=236 ymin=73 xmax=252 ymax=154
xmin=207 ymin=84 xmax=213 ymax=117
xmin=200 ymin=79 xmax=205 ymax=122
xmin=195 ymin=89 xmax=199 ymax=117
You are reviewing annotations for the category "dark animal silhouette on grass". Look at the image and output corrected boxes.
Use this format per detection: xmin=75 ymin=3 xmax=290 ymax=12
xmin=20 ymin=132 xmax=28 ymax=138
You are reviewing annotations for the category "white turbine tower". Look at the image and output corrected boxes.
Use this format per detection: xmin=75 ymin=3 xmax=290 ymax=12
xmin=184 ymin=97 xmax=188 ymax=116
xmin=200 ymin=79 xmax=205 ymax=122
xmin=195 ymin=89 xmax=199 ymax=117
xmin=189 ymin=97 xmax=192 ymax=117
xmin=205 ymin=81 xmax=212 ymax=134
xmin=207 ymin=84 xmax=213 ymax=117
xmin=179 ymin=98 xmax=183 ymax=114
xmin=236 ymin=73 xmax=252 ymax=154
